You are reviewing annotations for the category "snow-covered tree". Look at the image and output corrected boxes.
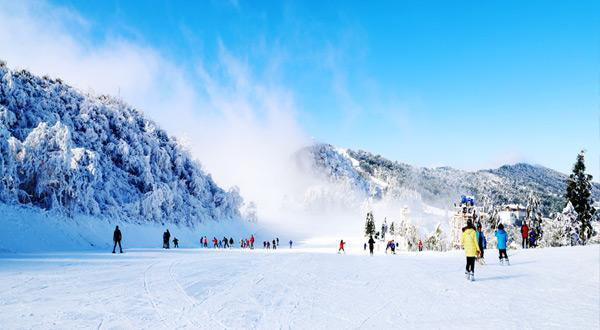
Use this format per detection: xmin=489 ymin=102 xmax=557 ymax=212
xmin=565 ymin=150 xmax=596 ymax=244
xmin=526 ymin=192 xmax=544 ymax=240
xmin=364 ymin=211 xmax=375 ymax=237
xmin=389 ymin=221 xmax=395 ymax=236
xmin=394 ymin=217 xmax=420 ymax=251
xmin=540 ymin=202 xmax=579 ymax=247
xmin=424 ymin=223 xmax=447 ymax=251
xmin=0 ymin=64 xmax=243 ymax=225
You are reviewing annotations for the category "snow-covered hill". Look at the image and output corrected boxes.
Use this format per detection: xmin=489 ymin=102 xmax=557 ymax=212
xmin=0 ymin=62 xmax=242 ymax=226
xmin=297 ymin=143 xmax=599 ymax=216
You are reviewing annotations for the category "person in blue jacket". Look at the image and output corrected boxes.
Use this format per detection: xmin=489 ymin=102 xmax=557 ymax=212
xmin=476 ymin=223 xmax=487 ymax=259
xmin=529 ymin=230 xmax=536 ymax=248
xmin=495 ymin=224 xmax=509 ymax=265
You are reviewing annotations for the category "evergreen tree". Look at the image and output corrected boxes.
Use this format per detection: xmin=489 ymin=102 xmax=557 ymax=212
xmin=541 ymin=202 xmax=579 ymax=247
xmin=565 ymin=151 xmax=596 ymax=244
xmin=364 ymin=211 xmax=375 ymax=237
xmin=526 ymin=192 xmax=544 ymax=241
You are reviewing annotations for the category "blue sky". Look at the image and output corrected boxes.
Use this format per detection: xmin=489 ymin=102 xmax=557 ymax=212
xmin=23 ymin=1 xmax=600 ymax=178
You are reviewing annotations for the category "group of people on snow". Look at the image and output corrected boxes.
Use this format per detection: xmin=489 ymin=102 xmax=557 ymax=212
xmin=461 ymin=219 xmax=510 ymax=281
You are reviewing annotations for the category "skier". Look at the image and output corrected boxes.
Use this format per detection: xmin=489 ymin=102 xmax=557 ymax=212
xmin=199 ymin=237 xmax=203 ymax=247
xmin=521 ymin=222 xmax=529 ymax=249
xmin=229 ymin=237 xmax=234 ymax=248
xmin=418 ymin=240 xmax=423 ymax=252
xmin=112 ymin=225 xmax=123 ymax=254
xmin=272 ymin=239 xmax=277 ymax=250
xmin=267 ymin=241 xmax=271 ymax=249
xmin=461 ymin=220 xmax=480 ymax=281
xmin=223 ymin=237 xmax=229 ymax=248
xmin=363 ymin=242 xmax=367 ymax=251
xmin=263 ymin=241 xmax=267 ymax=249
xmin=476 ymin=223 xmax=486 ymax=264
xmin=204 ymin=236 xmax=208 ymax=248
xmin=289 ymin=240 xmax=293 ymax=248
xmin=338 ymin=240 xmax=346 ymax=254
xmin=173 ymin=237 xmax=179 ymax=248
xmin=390 ymin=240 xmax=396 ymax=254
xmin=250 ymin=235 xmax=255 ymax=249
xmin=495 ymin=223 xmax=509 ymax=265
xmin=368 ymin=236 xmax=375 ymax=255
xmin=276 ymin=237 xmax=279 ymax=246
xmin=213 ymin=237 xmax=218 ymax=248
xmin=163 ymin=230 xmax=171 ymax=249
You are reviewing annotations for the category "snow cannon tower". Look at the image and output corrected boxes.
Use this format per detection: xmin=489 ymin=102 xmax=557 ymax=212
xmin=450 ymin=195 xmax=478 ymax=249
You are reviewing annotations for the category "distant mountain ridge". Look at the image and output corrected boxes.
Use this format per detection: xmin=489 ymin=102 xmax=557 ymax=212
xmin=0 ymin=62 xmax=242 ymax=225
xmin=298 ymin=144 xmax=599 ymax=215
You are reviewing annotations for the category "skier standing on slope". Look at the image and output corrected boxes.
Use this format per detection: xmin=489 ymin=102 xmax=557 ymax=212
xmin=476 ymin=223 xmax=486 ymax=264
xmin=368 ymin=236 xmax=375 ymax=255
xmin=289 ymin=240 xmax=293 ymax=248
xmin=173 ymin=237 xmax=179 ymax=248
xmin=229 ymin=237 xmax=234 ymax=248
xmin=163 ymin=230 xmax=171 ymax=249
xmin=521 ymin=222 xmax=529 ymax=249
xmin=112 ymin=226 xmax=123 ymax=254
xmin=250 ymin=235 xmax=255 ymax=249
xmin=338 ymin=240 xmax=346 ymax=254
xmin=495 ymin=224 xmax=510 ymax=265
xmin=418 ymin=239 xmax=423 ymax=252
xmin=272 ymin=239 xmax=277 ymax=250
xmin=461 ymin=220 xmax=480 ymax=281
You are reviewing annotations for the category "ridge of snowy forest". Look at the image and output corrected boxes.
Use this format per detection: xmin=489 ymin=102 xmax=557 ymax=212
xmin=0 ymin=62 xmax=243 ymax=226
xmin=297 ymin=143 xmax=600 ymax=216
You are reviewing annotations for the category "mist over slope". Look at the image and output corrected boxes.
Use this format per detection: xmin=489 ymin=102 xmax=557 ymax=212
xmin=297 ymin=143 xmax=599 ymax=216
xmin=0 ymin=62 xmax=242 ymax=226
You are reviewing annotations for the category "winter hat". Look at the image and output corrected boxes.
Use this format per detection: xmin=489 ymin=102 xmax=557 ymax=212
xmin=466 ymin=219 xmax=473 ymax=227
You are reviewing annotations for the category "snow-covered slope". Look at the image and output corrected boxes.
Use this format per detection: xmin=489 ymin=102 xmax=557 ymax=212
xmin=0 ymin=245 xmax=597 ymax=329
xmin=0 ymin=63 xmax=242 ymax=226
xmin=297 ymin=144 xmax=599 ymax=216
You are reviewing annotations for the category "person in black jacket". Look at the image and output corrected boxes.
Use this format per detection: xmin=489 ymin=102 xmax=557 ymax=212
xmin=173 ymin=237 xmax=179 ymax=248
xmin=163 ymin=230 xmax=170 ymax=249
xmin=368 ymin=236 xmax=375 ymax=256
xmin=112 ymin=226 xmax=123 ymax=254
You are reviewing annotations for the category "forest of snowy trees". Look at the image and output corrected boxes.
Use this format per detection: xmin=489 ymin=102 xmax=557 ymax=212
xmin=0 ymin=62 xmax=243 ymax=225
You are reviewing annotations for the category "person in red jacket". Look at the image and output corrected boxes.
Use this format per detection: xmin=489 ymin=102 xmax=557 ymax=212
xmin=338 ymin=240 xmax=346 ymax=254
xmin=418 ymin=240 xmax=423 ymax=252
xmin=521 ymin=222 xmax=529 ymax=249
xmin=250 ymin=235 xmax=255 ymax=249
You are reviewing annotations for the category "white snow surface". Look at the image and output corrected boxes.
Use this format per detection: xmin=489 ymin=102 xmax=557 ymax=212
xmin=1 ymin=244 xmax=598 ymax=329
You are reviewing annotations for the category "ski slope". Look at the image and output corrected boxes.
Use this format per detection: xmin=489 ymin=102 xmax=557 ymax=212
xmin=0 ymin=245 xmax=598 ymax=329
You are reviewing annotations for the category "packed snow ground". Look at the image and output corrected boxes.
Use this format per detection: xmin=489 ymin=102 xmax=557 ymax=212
xmin=0 ymin=244 xmax=598 ymax=329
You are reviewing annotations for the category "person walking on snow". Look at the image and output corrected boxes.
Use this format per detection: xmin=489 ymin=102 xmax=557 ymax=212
xmin=368 ymin=236 xmax=375 ymax=255
xmin=338 ymin=240 xmax=346 ymax=254
xmin=495 ymin=223 xmax=510 ymax=265
xmin=112 ymin=226 xmax=123 ymax=254
xmin=272 ymin=239 xmax=277 ymax=250
xmin=461 ymin=220 xmax=480 ymax=281
xmin=521 ymin=221 xmax=529 ymax=249
xmin=418 ymin=240 xmax=423 ymax=252
xmin=173 ymin=237 xmax=179 ymax=248
xmin=204 ymin=236 xmax=208 ymax=248
xmin=250 ymin=235 xmax=255 ymax=249
xmin=289 ymin=240 xmax=293 ymax=248
xmin=229 ymin=237 xmax=234 ymax=248
xmin=476 ymin=223 xmax=486 ymax=264
xmin=163 ymin=230 xmax=171 ymax=249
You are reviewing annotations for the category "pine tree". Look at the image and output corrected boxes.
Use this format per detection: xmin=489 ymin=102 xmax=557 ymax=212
xmin=364 ymin=211 xmax=375 ymax=237
xmin=541 ymin=202 xmax=579 ymax=247
xmin=565 ymin=150 xmax=596 ymax=244
xmin=526 ymin=192 xmax=544 ymax=241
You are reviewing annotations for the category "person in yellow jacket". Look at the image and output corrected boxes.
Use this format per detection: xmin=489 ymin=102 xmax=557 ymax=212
xmin=461 ymin=220 xmax=481 ymax=281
